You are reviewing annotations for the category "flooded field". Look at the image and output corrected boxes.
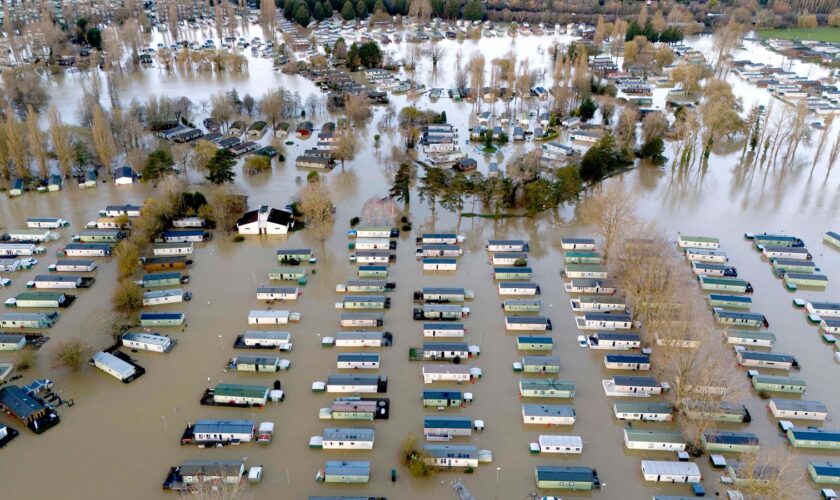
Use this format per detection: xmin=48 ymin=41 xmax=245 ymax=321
xmin=1 ymin=29 xmax=839 ymax=499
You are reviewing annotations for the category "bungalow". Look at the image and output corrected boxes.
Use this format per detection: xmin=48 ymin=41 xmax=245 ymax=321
xmin=422 ymin=390 xmax=464 ymax=407
xmin=768 ymin=399 xmax=828 ymax=421
xmin=417 ymin=233 xmax=463 ymax=245
xmin=588 ymin=332 xmax=642 ymax=350
xmin=417 ymin=244 xmax=463 ymax=257
xmin=323 ymin=398 xmax=387 ymax=421
xmin=565 ymin=251 xmax=602 ymax=264
xmin=30 ymin=275 xmax=91 ymax=289
xmin=77 ymin=229 xmax=125 ymax=243
xmin=113 ymin=166 xmax=137 ymax=185
xmin=319 ymin=427 xmax=375 ymax=450
xmin=698 ymin=276 xmax=753 ymax=293
xmin=603 ymin=376 xmax=663 ymax=396
xmin=139 ymin=312 xmax=185 ymax=327
xmin=702 ymin=430 xmax=760 ymax=453
xmin=91 ymin=351 xmax=138 ymax=382
xmin=534 ymin=466 xmax=600 ymax=490
xmin=751 ymin=374 xmax=806 ymax=394
xmin=211 ymin=384 xmax=270 ymax=406
xmin=91 ymin=217 xmax=131 ymax=229
xmin=761 ymin=245 xmax=811 ymax=261
xmin=121 ymin=332 xmax=174 ymax=353
xmin=560 ymin=237 xmax=596 ymax=250
xmin=823 ymin=318 xmax=840 ymax=334
xmin=714 ymin=309 xmax=768 ymax=328
xmin=228 ymin=355 xmax=283 ymax=372
xmin=707 ymin=293 xmax=751 ymax=308
xmin=505 ymin=315 xmax=552 ymax=331
xmin=0 ymin=385 xmax=60 ymax=433
xmin=535 ymin=435 xmax=583 ymax=454
xmin=83 ymin=169 xmax=97 ymax=188
xmin=182 ymin=420 xmax=254 ymax=445
xmin=736 ymin=350 xmax=796 ymax=370
xmin=340 ymin=313 xmax=383 ymax=328
xmin=0 ymin=312 xmax=59 ymax=329
xmin=564 ymin=264 xmax=608 ymax=279
xmin=248 ymin=310 xmax=299 ymax=325
xmin=336 ymin=352 xmax=380 ymax=369
xmin=787 ymin=428 xmax=840 ymax=450
xmin=296 ymin=155 xmax=333 ymax=169
xmin=337 ymin=295 xmax=390 ymax=310
xmin=424 ymin=416 xmax=472 ymax=440
xmin=807 ymin=301 xmax=840 ymax=318
xmin=323 ymin=460 xmax=370 ymax=483
xmin=570 ymin=129 xmax=602 ymax=144
xmin=415 ymin=288 xmax=472 ymax=303
xmin=693 ymin=262 xmax=738 ymax=277
xmin=142 ymin=256 xmax=189 ymax=272
xmin=269 ymin=268 xmax=307 ymax=283
xmin=522 ymin=404 xmax=575 ymax=425
xmin=682 ymin=399 xmax=751 ymax=423
xmin=613 ymin=401 xmax=673 ymax=422
xmin=624 ymin=429 xmax=686 ymax=451
xmin=504 ymin=299 xmax=541 ymax=312
xmin=351 ymin=227 xmax=399 ymax=239
xmin=334 ymin=331 xmax=391 ymax=348
xmin=172 ymin=217 xmax=205 ymax=229
xmin=808 ymin=461 xmax=840 ymax=484
xmin=521 ymin=355 xmax=560 ymax=373
xmin=561 ymin=116 xmax=581 ymax=128
xmin=6 ymin=229 xmax=51 ymax=242
xmin=519 ymin=379 xmax=576 ymax=398
xmin=422 ymin=364 xmax=475 ymax=384
xmin=685 ymin=248 xmax=728 ymax=263
xmin=161 ymin=230 xmax=210 ymax=243
xmin=570 ymin=296 xmax=625 ymax=312
xmin=640 ymin=461 xmax=701 ymax=483
xmin=677 ymin=235 xmax=720 ymax=249
xmin=354 ymin=238 xmax=395 ymax=251
xmin=0 ymin=334 xmax=26 ymax=351
xmin=424 ymin=444 xmax=479 ymax=468
xmin=236 ymin=205 xmax=294 ymax=235
xmin=604 ymin=353 xmax=651 ymax=371
xmin=326 ymin=374 xmax=387 ymax=393
xmin=353 ymin=250 xmax=393 ymax=264
xmin=141 ymin=272 xmax=185 ymax=288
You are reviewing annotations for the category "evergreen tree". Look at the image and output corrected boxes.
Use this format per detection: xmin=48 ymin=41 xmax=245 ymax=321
xmin=374 ymin=0 xmax=386 ymax=13
xmin=443 ymin=0 xmax=459 ymax=18
xmin=313 ymin=1 xmax=325 ymax=21
xmin=358 ymin=41 xmax=383 ymax=68
xmin=206 ymin=149 xmax=236 ymax=184
xmin=356 ymin=0 xmax=368 ymax=18
xmin=462 ymin=0 xmax=483 ymax=21
xmin=294 ymin=3 xmax=311 ymax=25
xmin=430 ymin=0 xmax=443 ymax=17
xmin=578 ymin=97 xmax=597 ymax=122
xmin=341 ymin=0 xmax=356 ymax=19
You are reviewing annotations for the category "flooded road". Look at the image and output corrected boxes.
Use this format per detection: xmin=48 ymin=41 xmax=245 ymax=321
xmin=1 ymin=29 xmax=839 ymax=499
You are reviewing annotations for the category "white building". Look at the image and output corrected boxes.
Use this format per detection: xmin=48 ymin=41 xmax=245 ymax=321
xmin=236 ymin=205 xmax=295 ymax=235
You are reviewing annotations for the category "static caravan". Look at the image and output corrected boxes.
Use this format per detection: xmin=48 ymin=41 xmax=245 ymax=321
xmin=350 ymin=227 xmax=399 ymax=239
xmin=823 ymin=318 xmax=840 ymax=334
xmin=337 ymin=295 xmax=390 ymax=310
xmin=505 ymin=315 xmax=552 ymax=331
xmin=62 ymin=243 xmax=112 ymax=257
xmin=142 ymin=289 xmax=184 ymax=307
xmin=358 ymin=265 xmax=388 ymax=278
xmin=77 ymin=229 xmax=125 ymax=243
xmin=685 ymin=248 xmax=728 ymax=263
xmin=340 ymin=313 xmax=383 ymax=328
xmin=335 ymin=331 xmax=391 ymax=347
xmin=50 ymin=260 xmax=97 ymax=273
xmin=152 ymin=243 xmax=194 ymax=256
xmin=491 ymin=253 xmax=528 ymax=266
xmin=588 ymin=332 xmax=641 ymax=350
xmin=172 ymin=217 xmax=205 ymax=228
xmin=424 ymin=445 xmax=479 ymax=468
xmin=751 ymin=374 xmax=805 ymax=394
xmin=336 ymin=353 xmax=380 ymax=369
xmin=161 ymin=230 xmax=210 ymax=243
xmin=170 ymin=460 xmax=245 ymax=486
xmin=268 ymin=268 xmax=307 ymax=283
xmin=141 ymin=256 xmax=190 ymax=272
xmin=248 ymin=310 xmax=300 ymax=325
xmin=725 ymin=330 xmax=776 ymax=347
xmin=421 ymin=342 xmax=472 ymax=361
xmin=560 ymin=237 xmax=596 ymax=250
xmin=353 ymin=250 xmax=393 ymax=264
xmin=825 ymin=231 xmax=840 ymax=248
xmin=140 ymin=272 xmax=186 ymax=288
xmin=236 ymin=331 xmax=292 ymax=349
xmin=0 ymin=312 xmax=58 ymax=329
xmin=414 ymin=304 xmax=470 ymax=321
xmin=494 ymin=267 xmax=533 ymax=280
xmin=326 ymin=374 xmax=387 ymax=394
xmin=564 ymin=278 xmax=617 ymax=294
xmin=101 ymin=205 xmax=142 ymax=217
xmin=640 ymin=461 xmax=701 ymax=483
xmin=708 ymin=294 xmax=752 ymax=309
xmin=536 ymin=435 xmax=583 ymax=454
xmin=423 ymin=258 xmax=457 ymax=271
xmin=603 ymin=376 xmax=663 ymax=397
xmin=522 ymin=404 xmax=575 ymax=425
xmin=228 ymin=356 xmax=283 ymax=372
xmin=565 ymin=251 xmax=602 ymax=265
xmin=422 ymin=322 xmax=465 ymax=338
xmin=422 ymin=365 xmax=475 ymax=384
xmin=698 ymin=276 xmax=752 ymax=293
xmin=564 ymin=264 xmax=608 ymax=279
xmin=0 ymin=257 xmax=25 ymax=272
xmin=320 ymin=427 xmax=375 ymax=450
xmin=604 ymin=353 xmax=650 ymax=371
xmin=6 ymin=229 xmax=51 ymax=242
xmin=702 ymin=430 xmax=760 ymax=453
xmin=736 ymin=350 xmax=796 ymax=370
xmin=519 ymin=379 xmax=576 ymax=398
xmin=787 ymin=428 xmax=840 ymax=450
xmin=503 ymin=299 xmax=541 ymax=312
xmin=534 ymin=466 xmax=600 ymax=491
xmin=415 ymin=288 xmax=473 ymax=303
xmin=576 ymin=312 xmax=632 ymax=330
xmin=8 ymin=292 xmax=72 ymax=308
xmin=26 ymin=217 xmax=68 ymax=229
xmin=91 ymin=351 xmax=137 ymax=382
xmin=417 ymin=233 xmax=463 ymax=245
xmin=211 ymin=384 xmax=270 ymax=406
xmin=182 ymin=420 xmax=254 ymax=446
xmin=486 ymin=240 xmax=529 ymax=252
xmin=91 ymin=217 xmax=131 ymax=229
xmin=768 ymin=399 xmax=828 ymax=421
xmin=751 ymin=233 xmax=804 ymax=248
xmin=807 ymin=301 xmax=840 ymax=318
xmin=624 ymin=429 xmax=685 ymax=451
xmin=256 ymin=287 xmax=300 ymax=301
xmin=0 ymin=243 xmax=40 ymax=256
xmin=139 ymin=312 xmax=185 ymax=327
xmin=0 ymin=334 xmax=26 ymax=351
xmin=714 ymin=309 xmax=768 ymax=328
xmin=808 ymin=461 xmax=840 ymax=485
xmin=784 ymin=272 xmax=828 ymax=288
xmin=516 ymin=336 xmax=553 ymax=351
xmin=521 ymin=355 xmax=560 ymax=373
xmin=121 ymin=332 xmax=174 ymax=353
xmin=417 ymin=244 xmax=463 ymax=257
xmin=762 ymin=245 xmax=811 ymax=261
xmin=570 ymin=296 xmax=626 ymax=312
xmin=497 ymin=282 xmax=540 ymax=296
xmin=276 ymin=249 xmax=314 ymax=265
xmin=682 ymin=399 xmax=751 ymax=423
xmin=337 ymin=280 xmax=395 ymax=293
xmin=30 ymin=275 xmax=92 ymax=289
xmin=691 ymin=261 xmax=738 ymax=277
xmin=772 ymin=258 xmax=816 ymax=274
xmin=678 ymin=235 xmax=720 ymax=249
xmin=613 ymin=401 xmax=673 ymax=422
xmin=323 ymin=461 xmax=370 ymax=484
xmin=423 ymin=416 xmax=472 ymax=440
xmin=422 ymin=390 xmax=463 ymax=407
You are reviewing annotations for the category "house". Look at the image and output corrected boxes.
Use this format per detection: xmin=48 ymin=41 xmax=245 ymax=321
xmin=236 ymin=205 xmax=295 ymax=235
xmin=624 ymin=429 xmax=686 ymax=451
xmin=424 ymin=444 xmax=480 ymax=468
xmin=534 ymin=466 xmax=600 ymax=490
xmin=453 ymin=157 xmax=477 ymax=173
xmin=542 ymin=142 xmax=575 ymax=159
xmin=522 ymin=404 xmax=576 ymax=425
xmin=323 ymin=460 xmax=370 ymax=483
xmin=423 ymin=416 xmax=472 ymax=439
xmin=113 ymin=166 xmax=137 ymax=185
xmin=0 ymin=385 xmax=60 ymax=433
xmin=181 ymin=420 xmax=255 ymax=445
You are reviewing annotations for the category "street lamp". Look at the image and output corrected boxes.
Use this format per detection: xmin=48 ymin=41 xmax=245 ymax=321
xmin=495 ymin=466 xmax=501 ymax=498
xmin=218 ymin=334 xmax=223 ymax=350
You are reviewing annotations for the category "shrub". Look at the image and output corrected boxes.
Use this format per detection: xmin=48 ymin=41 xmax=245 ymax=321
xmin=50 ymin=338 xmax=93 ymax=372
xmin=350 ymin=216 xmax=360 ymax=226
xmin=112 ymin=279 xmax=143 ymax=314
xmin=232 ymin=234 xmax=246 ymax=242
xmin=16 ymin=349 xmax=35 ymax=371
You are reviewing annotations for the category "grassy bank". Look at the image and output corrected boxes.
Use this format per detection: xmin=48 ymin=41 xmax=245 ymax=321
xmin=756 ymin=28 xmax=840 ymax=43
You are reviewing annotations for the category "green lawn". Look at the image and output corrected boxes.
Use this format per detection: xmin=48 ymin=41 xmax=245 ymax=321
xmin=756 ymin=28 xmax=840 ymax=43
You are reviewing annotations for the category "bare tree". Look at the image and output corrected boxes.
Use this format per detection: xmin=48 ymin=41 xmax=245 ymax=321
xmin=210 ymin=91 xmax=234 ymax=131
xmin=426 ymin=43 xmax=446 ymax=71
xmin=361 ymin=197 xmax=400 ymax=226
xmin=407 ymin=0 xmax=432 ymax=21
xmin=730 ymin=446 xmax=806 ymax=500
xmin=405 ymin=44 xmax=421 ymax=73
xmin=577 ymin=182 xmax=636 ymax=260
xmin=5 ymin=106 xmax=29 ymax=179
xmin=25 ymin=106 xmax=48 ymax=180
xmin=298 ymin=178 xmax=335 ymax=241
xmin=333 ymin=127 xmax=359 ymax=169
xmin=91 ymin=105 xmax=116 ymax=170
xmin=469 ymin=52 xmax=485 ymax=110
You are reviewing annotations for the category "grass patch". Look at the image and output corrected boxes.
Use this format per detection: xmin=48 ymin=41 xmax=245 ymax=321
xmin=756 ymin=28 xmax=840 ymax=43
xmin=481 ymin=145 xmax=498 ymax=153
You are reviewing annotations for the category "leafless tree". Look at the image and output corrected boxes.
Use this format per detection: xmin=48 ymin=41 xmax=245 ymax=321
xmin=298 ymin=178 xmax=335 ymax=241
xmin=426 ymin=43 xmax=446 ymax=71
xmin=26 ymin=106 xmax=48 ymax=179
xmin=577 ymin=182 xmax=636 ymax=260
xmin=362 ymin=197 xmax=400 ymax=226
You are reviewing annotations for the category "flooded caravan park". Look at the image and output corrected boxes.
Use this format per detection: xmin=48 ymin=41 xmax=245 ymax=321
xmin=1 ymin=29 xmax=840 ymax=500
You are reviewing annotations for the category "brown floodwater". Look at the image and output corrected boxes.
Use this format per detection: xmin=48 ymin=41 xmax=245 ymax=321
xmin=1 ymin=29 xmax=839 ymax=500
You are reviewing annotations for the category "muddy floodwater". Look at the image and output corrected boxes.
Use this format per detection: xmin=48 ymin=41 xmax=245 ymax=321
xmin=1 ymin=30 xmax=839 ymax=500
